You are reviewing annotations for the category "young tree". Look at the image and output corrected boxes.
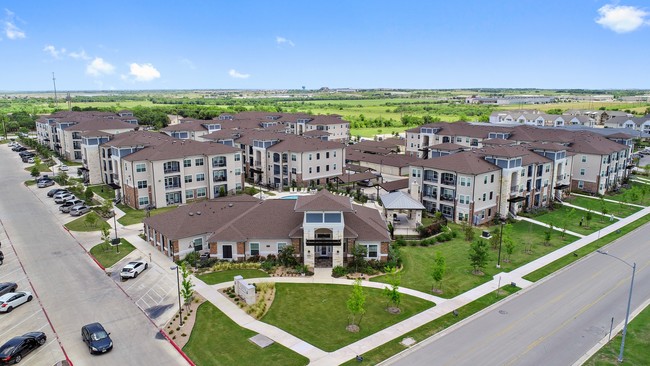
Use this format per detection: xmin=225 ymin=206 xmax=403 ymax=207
xmin=489 ymin=227 xmax=501 ymax=250
xmin=346 ymin=279 xmax=366 ymax=330
xmin=430 ymin=252 xmax=446 ymax=294
xmin=30 ymin=166 xmax=40 ymax=179
xmin=100 ymin=226 xmax=111 ymax=251
xmin=383 ymin=266 xmax=401 ymax=311
xmin=350 ymin=244 xmax=367 ymax=274
xmin=585 ymin=210 xmax=593 ymax=228
xmin=85 ymin=188 xmax=95 ymax=203
xmin=504 ymin=238 xmax=515 ymax=263
xmin=461 ymin=220 xmax=474 ymax=241
xmin=277 ymin=245 xmax=297 ymax=267
xmin=544 ymin=229 xmax=552 ymax=246
xmin=84 ymin=213 xmax=98 ymax=228
xmin=468 ymin=239 xmax=489 ymax=275
xmin=180 ymin=262 xmax=194 ymax=312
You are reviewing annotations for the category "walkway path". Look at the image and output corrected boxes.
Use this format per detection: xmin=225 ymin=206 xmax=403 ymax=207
xmin=91 ymin=197 xmax=650 ymax=365
xmin=571 ymin=192 xmax=646 ymax=208
xmin=516 ymin=216 xmax=586 ymax=238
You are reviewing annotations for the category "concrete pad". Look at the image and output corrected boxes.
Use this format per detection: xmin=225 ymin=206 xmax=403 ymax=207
xmin=249 ymin=334 xmax=274 ymax=348
xmin=400 ymin=337 xmax=417 ymax=347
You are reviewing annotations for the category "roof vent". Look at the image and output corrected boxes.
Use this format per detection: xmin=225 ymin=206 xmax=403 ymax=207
xmin=188 ymin=212 xmax=194 ymax=216
xmin=196 ymin=211 xmax=201 ymax=215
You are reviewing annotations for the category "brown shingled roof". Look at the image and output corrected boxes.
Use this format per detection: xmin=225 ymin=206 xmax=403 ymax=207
xmin=123 ymin=139 xmax=240 ymax=161
xmin=294 ymin=189 xmax=354 ymax=212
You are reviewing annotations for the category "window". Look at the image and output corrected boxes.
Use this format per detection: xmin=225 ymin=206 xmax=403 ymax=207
xmin=235 ymin=168 xmax=241 ymax=176
xmin=291 ymin=167 xmax=297 ymax=174
xmin=195 ymin=158 xmax=204 ymax=166
xmin=185 ymin=175 xmax=193 ymax=183
xmin=196 ymin=187 xmax=207 ymax=198
xmin=234 ymin=154 xmax=241 ymax=161
xmin=489 ymin=191 xmax=493 ymax=200
xmin=316 ymin=166 xmax=320 ymax=173
xmin=578 ymin=180 xmax=584 ymax=189
xmin=308 ymin=154 xmax=312 ymax=161
xmin=250 ymin=243 xmax=260 ymax=256
xmin=482 ymin=193 xmax=486 ymax=201
xmin=484 ymin=176 xmax=488 ymax=184
xmin=196 ymin=173 xmax=205 ymax=182
xmin=316 ymin=153 xmax=320 ymax=160
xmin=291 ymin=154 xmax=297 ymax=161
xmin=136 ymin=163 xmax=146 ymax=173
xmin=581 ymin=155 xmax=587 ymax=163
xmin=545 ymin=164 xmax=550 ymax=173
xmin=333 ymin=151 xmax=337 ymax=157
xmin=306 ymin=213 xmax=323 ymax=223
xmin=184 ymin=159 xmax=191 ymax=167
xmin=186 ymin=190 xmax=194 ymax=199
xmin=138 ymin=197 xmax=149 ymax=206
xmin=490 ymin=174 xmax=494 ymax=183
xmin=137 ymin=180 xmax=148 ymax=189
xmin=456 ymin=137 xmax=462 ymax=143
xmin=324 ymin=213 xmax=342 ymax=223
xmin=367 ymin=245 xmax=378 ymax=258
xmin=309 ymin=167 xmax=312 ymax=174
xmin=193 ymin=238 xmax=203 ymax=252
xmin=326 ymin=152 xmax=330 ymax=158
xmin=326 ymin=165 xmax=329 ymax=172
xmin=580 ymin=169 xmax=585 ymax=176
xmin=278 ymin=242 xmax=287 ymax=251
xmin=412 ymin=169 xmax=421 ymax=178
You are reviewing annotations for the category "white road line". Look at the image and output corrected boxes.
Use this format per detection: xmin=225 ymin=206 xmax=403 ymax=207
xmin=0 ymin=309 xmax=44 ymax=338
xmin=21 ymin=339 xmax=58 ymax=365
xmin=0 ymin=268 xmax=25 ymax=280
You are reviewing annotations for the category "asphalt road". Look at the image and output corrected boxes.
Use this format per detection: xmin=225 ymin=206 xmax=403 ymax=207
xmin=0 ymin=146 xmax=187 ymax=365
xmin=387 ymin=210 xmax=650 ymax=365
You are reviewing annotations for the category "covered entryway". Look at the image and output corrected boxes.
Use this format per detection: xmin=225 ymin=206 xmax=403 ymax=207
xmin=222 ymin=245 xmax=232 ymax=260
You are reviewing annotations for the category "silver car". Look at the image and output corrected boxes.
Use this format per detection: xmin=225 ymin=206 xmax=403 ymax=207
xmin=70 ymin=205 xmax=91 ymax=216
xmin=54 ymin=193 xmax=76 ymax=204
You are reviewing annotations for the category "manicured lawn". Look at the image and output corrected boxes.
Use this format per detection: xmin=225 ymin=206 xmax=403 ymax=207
xmin=584 ymin=303 xmax=650 ymax=366
xmin=524 ymin=213 xmax=650 ymax=282
xmin=373 ymin=221 xmax=577 ymax=298
xmin=64 ymin=211 xmax=111 ymax=232
xmin=340 ymin=286 xmax=520 ymax=365
xmin=89 ymin=239 xmax=136 ymax=268
xmin=198 ymin=269 xmax=270 ymax=285
xmin=604 ymin=181 xmax=650 ymax=206
xmin=183 ymin=302 xmax=308 ymax=366
xmin=24 ymin=163 xmax=51 ymax=173
xmin=527 ymin=205 xmax=616 ymax=236
xmin=24 ymin=180 xmax=36 ymax=186
xmin=86 ymin=185 xmax=115 ymax=200
xmin=261 ymin=283 xmax=434 ymax=352
xmin=117 ymin=204 xmax=177 ymax=226
xmin=565 ymin=195 xmax=641 ymax=218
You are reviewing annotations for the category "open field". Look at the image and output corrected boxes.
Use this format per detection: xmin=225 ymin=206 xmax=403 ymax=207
xmin=564 ymin=195 xmax=641 ymax=218
xmin=197 ymin=269 xmax=270 ymax=285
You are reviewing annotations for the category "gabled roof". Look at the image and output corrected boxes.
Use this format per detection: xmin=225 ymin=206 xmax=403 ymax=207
xmin=379 ymin=178 xmax=410 ymax=192
xmin=294 ymin=189 xmax=354 ymax=212
xmin=123 ymin=139 xmax=240 ymax=161
xmin=380 ymin=191 xmax=425 ymax=210
xmin=414 ymin=150 xmax=501 ymax=175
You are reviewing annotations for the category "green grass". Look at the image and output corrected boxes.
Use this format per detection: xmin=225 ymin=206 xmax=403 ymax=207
xmin=24 ymin=180 xmax=36 ymax=186
xmin=373 ymin=222 xmax=577 ymax=298
xmin=604 ymin=182 xmax=650 ymax=206
xmin=89 ymin=239 xmax=136 ymax=268
xmin=117 ymin=204 xmax=177 ymax=226
xmin=565 ymin=196 xmax=641 ymax=218
xmin=183 ymin=302 xmax=308 ymax=366
xmin=23 ymin=163 xmax=51 ymax=173
xmin=64 ymin=211 xmax=111 ymax=232
xmin=341 ymin=285 xmax=520 ymax=365
xmin=261 ymin=283 xmax=434 ymax=352
xmin=526 ymin=205 xmax=616 ymax=236
xmin=86 ymin=185 xmax=115 ymax=200
xmin=353 ymin=127 xmax=412 ymax=138
xmin=198 ymin=269 xmax=270 ymax=285
xmin=584 ymin=303 xmax=650 ymax=366
xmin=524 ymin=213 xmax=650 ymax=282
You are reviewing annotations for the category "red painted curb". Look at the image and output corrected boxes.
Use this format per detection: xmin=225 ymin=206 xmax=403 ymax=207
xmin=159 ymin=330 xmax=196 ymax=366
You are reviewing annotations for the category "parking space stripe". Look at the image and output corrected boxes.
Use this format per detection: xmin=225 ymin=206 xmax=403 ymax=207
xmin=0 ymin=310 xmax=45 ymax=339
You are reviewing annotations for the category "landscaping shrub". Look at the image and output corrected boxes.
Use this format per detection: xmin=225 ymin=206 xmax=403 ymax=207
xmin=332 ymin=265 xmax=347 ymax=278
xmin=394 ymin=238 xmax=406 ymax=247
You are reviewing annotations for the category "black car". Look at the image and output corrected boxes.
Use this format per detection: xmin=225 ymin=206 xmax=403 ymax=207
xmin=0 ymin=332 xmax=46 ymax=364
xmin=81 ymin=323 xmax=113 ymax=354
xmin=47 ymin=188 xmax=67 ymax=197
xmin=0 ymin=283 xmax=17 ymax=296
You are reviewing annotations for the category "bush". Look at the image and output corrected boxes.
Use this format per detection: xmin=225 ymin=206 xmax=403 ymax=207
xmin=394 ymin=238 xmax=406 ymax=247
xmin=261 ymin=261 xmax=275 ymax=271
xmin=332 ymin=265 xmax=347 ymax=278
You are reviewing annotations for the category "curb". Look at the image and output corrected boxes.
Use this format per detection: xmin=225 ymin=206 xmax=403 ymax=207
xmin=159 ymin=330 xmax=196 ymax=366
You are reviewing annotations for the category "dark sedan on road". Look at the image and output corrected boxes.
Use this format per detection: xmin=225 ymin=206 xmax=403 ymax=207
xmin=0 ymin=283 xmax=17 ymax=296
xmin=81 ymin=323 xmax=113 ymax=354
xmin=0 ymin=332 xmax=46 ymax=364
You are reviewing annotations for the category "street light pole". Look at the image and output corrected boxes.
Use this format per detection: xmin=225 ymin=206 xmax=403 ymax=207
xmin=171 ymin=265 xmax=183 ymax=326
xmin=596 ymin=250 xmax=636 ymax=363
xmin=496 ymin=217 xmax=504 ymax=268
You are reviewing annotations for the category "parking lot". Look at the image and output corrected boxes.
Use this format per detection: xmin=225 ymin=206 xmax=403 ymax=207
xmin=0 ymin=228 xmax=66 ymax=365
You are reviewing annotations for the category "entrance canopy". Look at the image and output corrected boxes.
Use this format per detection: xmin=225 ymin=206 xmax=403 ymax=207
xmin=380 ymin=191 xmax=425 ymax=210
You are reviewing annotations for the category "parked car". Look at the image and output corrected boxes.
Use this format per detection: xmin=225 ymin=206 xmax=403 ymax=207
xmin=26 ymin=157 xmax=35 ymax=164
xmin=69 ymin=205 xmax=91 ymax=216
xmin=120 ymin=260 xmax=148 ymax=279
xmin=0 ymin=283 xmax=17 ymax=296
xmin=0 ymin=291 xmax=33 ymax=313
xmin=59 ymin=164 xmax=69 ymax=171
xmin=59 ymin=200 xmax=84 ymax=213
xmin=47 ymin=188 xmax=66 ymax=197
xmin=54 ymin=194 xmax=76 ymax=204
xmin=11 ymin=145 xmax=23 ymax=152
xmin=81 ymin=323 xmax=113 ymax=354
xmin=37 ymin=175 xmax=51 ymax=183
xmin=0 ymin=332 xmax=46 ymax=364
xmin=14 ymin=146 xmax=27 ymax=152
xmin=37 ymin=179 xmax=55 ymax=188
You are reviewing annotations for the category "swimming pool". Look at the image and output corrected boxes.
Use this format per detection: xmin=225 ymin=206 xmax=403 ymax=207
xmin=281 ymin=195 xmax=299 ymax=200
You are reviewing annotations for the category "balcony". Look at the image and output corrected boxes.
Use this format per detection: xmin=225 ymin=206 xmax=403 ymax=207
xmin=441 ymin=178 xmax=456 ymax=186
xmin=163 ymin=167 xmax=180 ymax=174
xmin=422 ymin=192 xmax=437 ymax=200
xmin=212 ymin=161 xmax=227 ymax=168
xmin=440 ymin=194 xmax=455 ymax=202
xmin=213 ymin=175 xmax=228 ymax=182
xmin=165 ymin=184 xmax=182 ymax=190
xmin=423 ymin=175 xmax=438 ymax=183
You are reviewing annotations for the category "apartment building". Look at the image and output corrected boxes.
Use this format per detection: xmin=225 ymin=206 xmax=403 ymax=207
xmin=143 ymin=190 xmax=390 ymax=263
xmin=405 ymin=122 xmax=632 ymax=196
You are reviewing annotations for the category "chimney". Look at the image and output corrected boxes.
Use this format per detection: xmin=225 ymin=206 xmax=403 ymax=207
xmin=411 ymin=181 xmax=420 ymax=201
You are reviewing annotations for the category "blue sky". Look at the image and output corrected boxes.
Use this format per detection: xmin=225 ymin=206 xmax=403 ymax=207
xmin=1 ymin=1 xmax=649 ymax=91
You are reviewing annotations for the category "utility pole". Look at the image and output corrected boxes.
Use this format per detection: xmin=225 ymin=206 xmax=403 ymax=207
xmin=52 ymin=72 xmax=58 ymax=106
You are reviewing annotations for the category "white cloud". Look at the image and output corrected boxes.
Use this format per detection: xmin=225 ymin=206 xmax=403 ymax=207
xmin=69 ymin=49 xmax=90 ymax=60
xmin=229 ymin=69 xmax=251 ymax=79
xmin=596 ymin=4 xmax=649 ymax=33
xmin=86 ymin=57 xmax=115 ymax=77
xmin=180 ymin=58 xmax=196 ymax=70
xmin=43 ymin=45 xmax=66 ymax=59
xmin=276 ymin=36 xmax=295 ymax=47
xmin=128 ymin=63 xmax=161 ymax=82
xmin=4 ymin=9 xmax=26 ymax=40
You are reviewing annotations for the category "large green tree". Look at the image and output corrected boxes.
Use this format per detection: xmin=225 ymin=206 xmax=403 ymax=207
xmin=468 ymin=239 xmax=489 ymax=275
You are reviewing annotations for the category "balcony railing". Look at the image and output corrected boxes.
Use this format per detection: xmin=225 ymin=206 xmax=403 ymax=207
xmin=441 ymin=179 xmax=456 ymax=186
xmin=440 ymin=195 xmax=455 ymax=202
xmin=423 ymin=175 xmax=438 ymax=183
xmin=212 ymin=161 xmax=227 ymax=168
xmin=165 ymin=184 xmax=181 ymax=190
xmin=422 ymin=192 xmax=437 ymax=200
xmin=213 ymin=175 xmax=227 ymax=182
xmin=164 ymin=168 xmax=180 ymax=174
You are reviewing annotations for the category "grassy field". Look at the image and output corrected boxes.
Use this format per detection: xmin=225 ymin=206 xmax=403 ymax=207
xmin=604 ymin=181 xmax=650 ymax=206
xmin=64 ymin=211 xmax=111 ymax=232
xmin=86 ymin=185 xmax=115 ymax=200
xmin=565 ymin=195 xmax=642 ymax=218
xmin=197 ymin=269 xmax=270 ymax=285
xmin=373 ymin=221 xmax=577 ymax=297
xmin=261 ymin=283 xmax=434 ymax=352
xmin=117 ymin=204 xmax=177 ymax=226
xmin=340 ymin=285 xmax=520 ymax=365
xmin=89 ymin=239 xmax=136 ymax=268
xmin=183 ymin=302 xmax=308 ymax=366
xmin=24 ymin=163 xmax=51 ymax=173
xmin=524 ymin=213 xmax=650 ymax=282
xmin=526 ymin=205 xmax=616 ymax=236
xmin=584 ymin=303 xmax=650 ymax=366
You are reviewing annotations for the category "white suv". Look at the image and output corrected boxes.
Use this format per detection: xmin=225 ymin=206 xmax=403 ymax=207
xmin=119 ymin=260 xmax=148 ymax=279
